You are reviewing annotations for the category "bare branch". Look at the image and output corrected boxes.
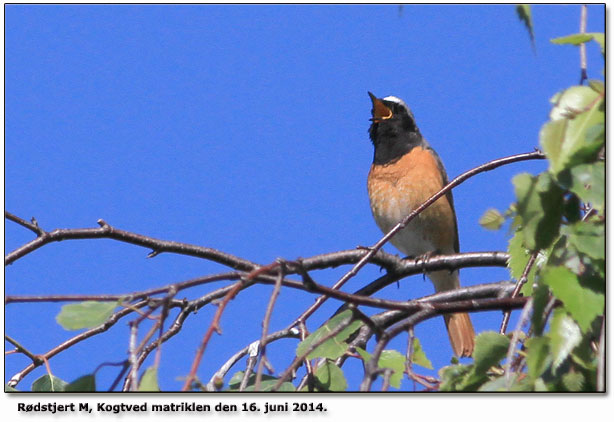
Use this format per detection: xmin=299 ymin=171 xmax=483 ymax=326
xmin=5 ymin=218 xmax=258 ymax=270
xmin=5 ymin=211 xmax=45 ymax=236
xmin=597 ymin=317 xmax=605 ymax=391
xmin=205 ymin=328 xmax=300 ymax=391
xmin=255 ymin=262 xmax=285 ymax=391
xmin=579 ymin=4 xmax=588 ymax=84
xmin=500 ymin=251 xmax=539 ymax=334
xmin=181 ymin=262 xmax=282 ymax=391
xmin=5 ymin=335 xmax=43 ymax=365
xmin=504 ymin=297 xmax=533 ymax=389
xmin=127 ymin=322 xmax=139 ymax=391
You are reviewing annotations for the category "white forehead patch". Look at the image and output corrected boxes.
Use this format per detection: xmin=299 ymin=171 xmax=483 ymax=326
xmin=382 ymin=96 xmax=410 ymax=113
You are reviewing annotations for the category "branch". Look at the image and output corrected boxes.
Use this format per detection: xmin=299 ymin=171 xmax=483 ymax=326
xmin=205 ymin=328 xmax=300 ymax=391
xmin=5 ymin=218 xmax=258 ymax=270
xmin=359 ymin=295 xmax=529 ymax=391
xmin=181 ymin=262 xmax=282 ymax=391
xmin=579 ymin=4 xmax=588 ymax=84
xmin=5 ymin=335 xmax=43 ymax=365
xmin=5 ymin=211 xmax=45 ymax=236
xmin=504 ymin=297 xmax=533 ymax=389
xmin=272 ymin=312 xmax=355 ymax=391
xmin=255 ymin=262 xmax=285 ymax=391
xmin=500 ymin=250 xmax=539 ymax=334
xmin=291 ymin=150 xmax=545 ymax=325
xmin=7 ymin=300 xmax=149 ymax=388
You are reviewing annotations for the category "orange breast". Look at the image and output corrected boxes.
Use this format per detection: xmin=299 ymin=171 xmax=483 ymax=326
xmin=367 ymin=147 xmax=457 ymax=256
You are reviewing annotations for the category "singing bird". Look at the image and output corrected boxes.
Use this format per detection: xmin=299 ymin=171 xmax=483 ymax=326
xmin=366 ymin=92 xmax=475 ymax=357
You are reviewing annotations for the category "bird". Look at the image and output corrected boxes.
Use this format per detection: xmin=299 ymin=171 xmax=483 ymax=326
xmin=366 ymin=92 xmax=475 ymax=357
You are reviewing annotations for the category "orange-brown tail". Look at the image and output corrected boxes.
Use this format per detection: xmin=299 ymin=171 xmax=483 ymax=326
xmin=444 ymin=312 xmax=475 ymax=358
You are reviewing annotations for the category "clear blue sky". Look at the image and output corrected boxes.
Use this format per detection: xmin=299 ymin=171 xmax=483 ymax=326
xmin=5 ymin=4 xmax=605 ymax=391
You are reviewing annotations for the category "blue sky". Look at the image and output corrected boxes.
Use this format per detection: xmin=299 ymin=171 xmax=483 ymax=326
xmin=5 ymin=4 xmax=605 ymax=391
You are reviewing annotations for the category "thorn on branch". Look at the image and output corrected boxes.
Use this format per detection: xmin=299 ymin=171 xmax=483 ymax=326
xmin=97 ymin=219 xmax=110 ymax=229
xmin=5 ymin=211 xmax=46 ymax=236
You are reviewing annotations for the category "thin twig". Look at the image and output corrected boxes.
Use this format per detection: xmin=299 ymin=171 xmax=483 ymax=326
xmin=404 ymin=326 xmax=416 ymax=390
xmin=127 ymin=322 xmax=139 ymax=391
xmin=5 ymin=335 xmax=43 ymax=365
xmin=579 ymin=4 xmax=588 ymax=84
xmin=205 ymin=328 xmax=300 ymax=391
xmin=360 ymin=309 xmax=432 ymax=391
xmin=500 ymin=251 xmax=539 ymax=334
xmin=597 ymin=316 xmax=605 ymax=391
xmin=381 ymin=368 xmax=393 ymax=391
xmin=7 ymin=300 xmax=149 ymax=388
xmin=239 ymin=347 xmax=258 ymax=392
xmin=108 ymin=362 xmax=131 ymax=392
xmin=181 ymin=262 xmax=281 ymax=391
xmin=4 ymin=211 xmax=45 ymax=236
xmin=504 ymin=297 xmax=533 ymax=389
xmin=255 ymin=262 xmax=285 ymax=391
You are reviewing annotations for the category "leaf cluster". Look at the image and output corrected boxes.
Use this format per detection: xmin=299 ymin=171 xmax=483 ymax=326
xmin=472 ymin=28 xmax=604 ymax=392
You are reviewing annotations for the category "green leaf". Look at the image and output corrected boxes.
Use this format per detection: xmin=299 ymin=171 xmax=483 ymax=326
xmin=32 ymin=374 xmax=68 ymax=392
xmin=65 ymin=374 xmax=96 ymax=392
xmin=138 ymin=367 xmax=160 ymax=392
xmin=5 ymin=385 xmax=19 ymax=392
xmin=540 ymin=119 xmax=567 ymax=174
xmin=548 ymin=308 xmax=582 ymax=370
xmin=513 ymin=172 xmax=563 ymax=251
xmin=515 ymin=5 xmax=535 ymax=48
xmin=411 ymin=337 xmax=433 ymax=370
xmin=542 ymin=266 xmax=604 ymax=332
xmin=549 ymin=233 xmax=584 ymax=276
xmin=355 ymin=347 xmax=405 ymax=389
xmin=554 ymin=32 xmax=604 ymax=54
xmin=562 ymin=371 xmax=585 ymax=391
xmin=562 ymin=104 xmax=604 ymax=168
xmin=438 ymin=364 xmax=472 ymax=391
xmin=479 ymin=208 xmax=505 ymax=230
xmin=566 ymin=221 xmax=604 ymax=261
xmin=472 ymin=331 xmax=510 ymax=375
xmin=549 ymin=85 xmax=600 ymax=120
xmin=534 ymin=378 xmax=549 ymax=391
xmin=355 ymin=346 xmax=371 ymax=361
xmin=525 ymin=336 xmax=551 ymax=380
xmin=531 ymin=282 xmax=550 ymax=335
xmin=550 ymin=33 xmax=594 ymax=46
xmin=507 ymin=229 xmax=537 ymax=295
xmin=478 ymin=373 xmax=532 ymax=392
xmin=588 ymin=32 xmax=605 ymax=54
xmin=455 ymin=331 xmax=511 ymax=391
xmin=313 ymin=361 xmax=347 ymax=391
xmin=379 ymin=350 xmax=406 ymax=389
xmin=588 ymin=80 xmax=605 ymax=95
xmin=543 ymin=86 xmax=603 ymax=174
xmin=56 ymin=301 xmax=119 ymax=330
xmin=565 ymin=162 xmax=605 ymax=214
xmin=296 ymin=310 xmax=363 ymax=360
xmin=227 ymin=371 xmax=295 ymax=392
xmin=477 ymin=375 xmax=508 ymax=392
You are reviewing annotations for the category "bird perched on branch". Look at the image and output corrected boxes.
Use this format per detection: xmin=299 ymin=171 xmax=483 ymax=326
xmin=366 ymin=92 xmax=475 ymax=357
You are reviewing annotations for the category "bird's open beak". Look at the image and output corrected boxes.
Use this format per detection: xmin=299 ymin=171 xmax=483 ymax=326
xmin=368 ymin=91 xmax=393 ymax=122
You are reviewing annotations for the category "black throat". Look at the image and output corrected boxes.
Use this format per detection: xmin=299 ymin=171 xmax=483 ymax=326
xmin=369 ymin=116 xmax=424 ymax=165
